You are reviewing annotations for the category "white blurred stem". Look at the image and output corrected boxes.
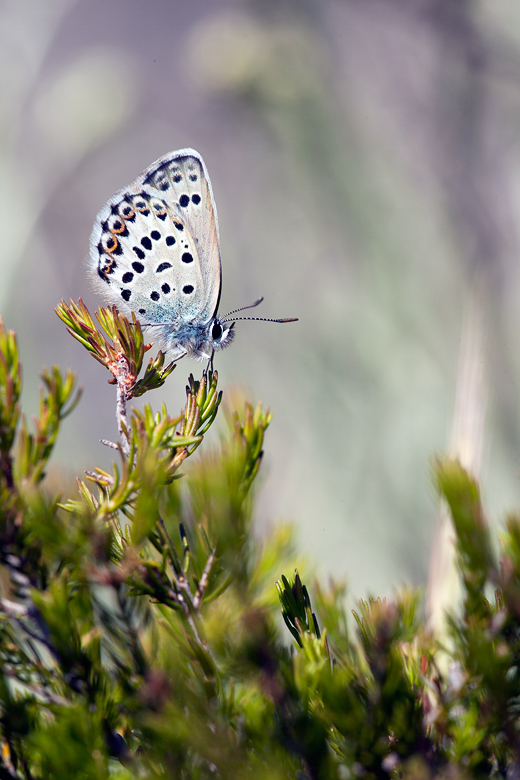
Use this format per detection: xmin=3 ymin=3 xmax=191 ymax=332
xmin=426 ymin=272 xmax=487 ymax=636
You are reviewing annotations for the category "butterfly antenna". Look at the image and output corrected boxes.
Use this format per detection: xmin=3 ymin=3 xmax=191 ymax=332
xmin=221 ymin=297 xmax=297 ymax=324
xmin=221 ymin=316 xmax=298 ymax=324
xmin=221 ymin=297 xmax=264 ymax=319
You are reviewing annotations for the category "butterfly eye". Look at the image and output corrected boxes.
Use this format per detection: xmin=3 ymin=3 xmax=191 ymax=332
xmin=211 ymin=322 xmax=222 ymax=340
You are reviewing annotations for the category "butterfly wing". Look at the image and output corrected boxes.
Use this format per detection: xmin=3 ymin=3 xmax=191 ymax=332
xmin=88 ymin=149 xmax=222 ymax=332
xmin=140 ymin=149 xmax=222 ymax=319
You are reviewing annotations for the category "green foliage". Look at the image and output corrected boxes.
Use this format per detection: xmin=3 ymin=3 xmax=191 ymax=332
xmin=56 ymin=299 xmax=176 ymax=397
xmin=2 ymin=307 xmax=520 ymax=777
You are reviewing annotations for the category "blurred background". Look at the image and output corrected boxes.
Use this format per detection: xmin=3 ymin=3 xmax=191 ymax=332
xmin=2 ymin=0 xmax=520 ymax=601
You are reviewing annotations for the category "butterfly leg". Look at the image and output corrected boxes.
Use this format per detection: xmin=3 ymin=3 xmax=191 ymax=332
xmin=204 ymin=350 xmax=215 ymax=379
xmin=169 ymin=346 xmax=188 ymax=362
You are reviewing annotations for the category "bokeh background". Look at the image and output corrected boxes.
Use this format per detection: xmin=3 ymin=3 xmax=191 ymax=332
xmin=2 ymin=0 xmax=520 ymax=600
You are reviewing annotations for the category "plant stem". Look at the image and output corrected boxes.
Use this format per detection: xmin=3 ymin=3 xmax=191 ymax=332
xmin=115 ymin=352 xmax=131 ymax=458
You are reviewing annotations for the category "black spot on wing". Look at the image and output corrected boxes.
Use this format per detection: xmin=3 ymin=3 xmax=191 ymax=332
xmin=108 ymin=216 xmax=129 ymax=238
xmin=183 ymin=285 xmax=194 ymax=294
xmin=99 ymin=258 xmax=117 ymax=279
xmin=121 ymin=289 xmax=131 ymax=302
xmin=105 ymin=236 xmax=122 ymax=255
xmin=156 ymin=262 xmax=172 ymax=273
xmin=121 ymin=204 xmax=135 ymax=221
xmin=150 ymin=291 xmax=160 ymax=302
xmin=132 ymin=261 xmax=144 ymax=273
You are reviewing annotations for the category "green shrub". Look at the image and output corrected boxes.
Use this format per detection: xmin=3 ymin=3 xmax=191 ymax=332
xmin=0 ymin=302 xmax=519 ymax=778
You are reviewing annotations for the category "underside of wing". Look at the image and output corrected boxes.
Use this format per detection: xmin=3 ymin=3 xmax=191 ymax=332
xmin=88 ymin=186 xmax=211 ymax=326
xmin=138 ymin=149 xmax=222 ymax=316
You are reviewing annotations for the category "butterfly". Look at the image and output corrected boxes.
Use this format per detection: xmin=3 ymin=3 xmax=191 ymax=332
xmin=88 ymin=148 xmax=297 ymax=361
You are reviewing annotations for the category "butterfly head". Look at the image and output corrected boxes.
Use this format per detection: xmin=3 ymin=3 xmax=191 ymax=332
xmin=192 ymin=297 xmax=298 ymax=360
xmin=205 ymin=317 xmax=235 ymax=354
xmin=181 ymin=294 xmax=298 ymax=360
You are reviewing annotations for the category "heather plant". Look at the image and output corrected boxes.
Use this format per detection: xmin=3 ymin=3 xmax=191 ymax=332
xmin=0 ymin=303 xmax=520 ymax=778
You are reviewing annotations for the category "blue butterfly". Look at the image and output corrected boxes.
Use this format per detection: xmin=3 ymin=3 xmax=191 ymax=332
xmin=89 ymin=148 xmax=296 ymax=361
